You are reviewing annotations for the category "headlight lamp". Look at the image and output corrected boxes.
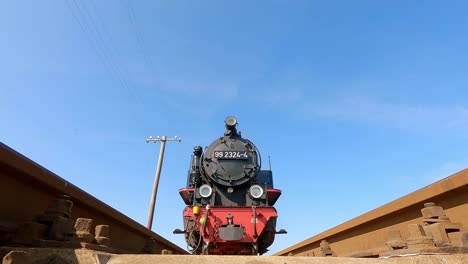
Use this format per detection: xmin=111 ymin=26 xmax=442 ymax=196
xmin=199 ymin=184 xmax=213 ymax=198
xmin=249 ymin=184 xmax=264 ymax=199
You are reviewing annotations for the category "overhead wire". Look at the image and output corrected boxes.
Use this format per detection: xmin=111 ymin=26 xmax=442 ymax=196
xmin=120 ymin=0 xmax=167 ymax=109
xmin=65 ymin=0 xmax=139 ymax=104
xmin=87 ymin=0 xmax=146 ymax=106
xmin=122 ymin=0 xmax=155 ymax=75
xmin=67 ymin=0 xmax=169 ymax=110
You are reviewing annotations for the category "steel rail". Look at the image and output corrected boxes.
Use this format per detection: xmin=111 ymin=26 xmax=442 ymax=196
xmin=0 ymin=142 xmax=187 ymax=254
xmin=274 ymin=168 xmax=468 ymax=257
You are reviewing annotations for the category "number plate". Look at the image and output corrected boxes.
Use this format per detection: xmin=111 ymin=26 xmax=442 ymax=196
xmin=214 ymin=151 xmax=248 ymax=159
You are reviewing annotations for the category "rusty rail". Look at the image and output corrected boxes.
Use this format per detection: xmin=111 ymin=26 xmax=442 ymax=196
xmin=0 ymin=142 xmax=187 ymax=254
xmin=275 ymin=169 xmax=468 ymax=257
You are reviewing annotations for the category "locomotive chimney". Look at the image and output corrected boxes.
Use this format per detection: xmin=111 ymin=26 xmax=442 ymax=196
xmin=224 ymin=116 xmax=240 ymax=137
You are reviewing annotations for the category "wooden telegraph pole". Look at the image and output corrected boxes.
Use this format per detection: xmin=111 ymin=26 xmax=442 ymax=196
xmin=145 ymin=135 xmax=181 ymax=230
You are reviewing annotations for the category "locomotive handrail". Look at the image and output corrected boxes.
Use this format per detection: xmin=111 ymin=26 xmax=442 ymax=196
xmin=252 ymin=206 xmax=258 ymax=238
xmin=202 ymin=205 xmax=210 ymax=236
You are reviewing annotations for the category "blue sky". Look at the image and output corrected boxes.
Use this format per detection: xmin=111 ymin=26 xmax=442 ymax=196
xmin=1 ymin=0 xmax=468 ymax=255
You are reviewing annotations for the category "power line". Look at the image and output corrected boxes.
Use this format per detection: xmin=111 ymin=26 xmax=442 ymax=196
xmin=66 ymin=0 xmax=134 ymax=99
xmin=120 ymin=0 xmax=167 ymax=109
xmin=122 ymin=0 xmax=155 ymax=74
xmin=68 ymin=0 xmax=168 ymax=109
xmin=86 ymin=0 xmax=136 ymax=95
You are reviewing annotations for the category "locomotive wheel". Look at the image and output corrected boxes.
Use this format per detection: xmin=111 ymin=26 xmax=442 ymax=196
xmin=252 ymin=243 xmax=258 ymax=255
xmin=202 ymin=241 xmax=210 ymax=255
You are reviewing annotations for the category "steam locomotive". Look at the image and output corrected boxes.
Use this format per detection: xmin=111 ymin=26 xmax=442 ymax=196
xmin=174 ymin=116 xmax=285 ymax=255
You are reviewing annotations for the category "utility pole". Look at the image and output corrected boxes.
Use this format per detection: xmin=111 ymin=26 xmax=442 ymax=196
xmin=145 ymin=135 xmax=181 ymax=230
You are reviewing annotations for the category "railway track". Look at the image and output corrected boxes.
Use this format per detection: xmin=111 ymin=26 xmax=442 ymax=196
xmin=274 ymin=168 xmax=468 ymax=257
xmin=0 ymin=142 xmax=186 ymax=255
xmin=1 ymin=141 xmax=467 ymax=263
